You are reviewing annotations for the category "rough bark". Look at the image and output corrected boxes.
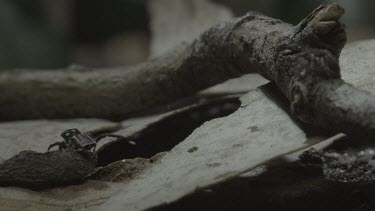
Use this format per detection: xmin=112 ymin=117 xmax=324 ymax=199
xmin=0 ymin=149 xmax=96 ymax=190
xmin=229 ymin=4 xmax=375 ymax=139
xmin=0 ymin=5 xmax=304 ymax=121
xmin=1 ymin=4 xmax=375 ymax=138
xmin=0 ymin=45 xmax=248 ymax=121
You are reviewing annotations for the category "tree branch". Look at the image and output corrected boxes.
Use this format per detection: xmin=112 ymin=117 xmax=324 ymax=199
xmin=1 ymin=4 xmax=374 ymax=139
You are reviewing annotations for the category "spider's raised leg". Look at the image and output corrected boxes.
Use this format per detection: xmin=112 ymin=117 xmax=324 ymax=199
xmin=47 ymin=141 xmax=66 ymax=151
xmin=71 ymin=137 xmax=92 ymax=154
xmin=95 ymin=134 xmax=136 ymax=145
xmin=95 ymin=134 xmax=123 ymax=142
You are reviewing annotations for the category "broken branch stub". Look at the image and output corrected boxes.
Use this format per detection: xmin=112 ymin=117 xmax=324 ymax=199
xmin=253 ymin=4 xmax=375 ymax=138
xmin=199 ymin=3 xmax=375 ymax=138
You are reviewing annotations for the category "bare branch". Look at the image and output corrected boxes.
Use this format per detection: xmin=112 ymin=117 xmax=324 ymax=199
xmin=1 ymin=3 xmax=375 ymax=139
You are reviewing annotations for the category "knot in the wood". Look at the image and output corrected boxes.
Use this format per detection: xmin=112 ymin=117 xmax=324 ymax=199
xmin=275 ymin=35 xmax=341 ymax=122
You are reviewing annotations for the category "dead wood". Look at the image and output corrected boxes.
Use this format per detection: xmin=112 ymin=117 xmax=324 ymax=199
xmin=1 ymin=4 xmax=374 ymax=139
xmin=0 ymin=149 xmax=96 ymax=190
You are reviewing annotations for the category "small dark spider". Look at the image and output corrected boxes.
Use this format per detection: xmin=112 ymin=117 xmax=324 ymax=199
xmin=47 ymin=128 xmax=134 ymax=156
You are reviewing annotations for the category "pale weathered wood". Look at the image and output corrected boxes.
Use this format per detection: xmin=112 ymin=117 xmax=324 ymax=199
xmin=0 ymin=83 xmax=338 ymax=210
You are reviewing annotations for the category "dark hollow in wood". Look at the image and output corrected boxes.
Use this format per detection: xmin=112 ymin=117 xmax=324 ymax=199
xmin=150 ymin=137 xmax=375 ymax=211
xmin=96 ymin=96 xmax=241 ymax=166
xmin=149 ymin=159 xmax=375 ymax=211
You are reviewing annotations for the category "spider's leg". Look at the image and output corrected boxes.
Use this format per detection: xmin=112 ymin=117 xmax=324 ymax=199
xmin=96 ymin=134 xmax=120 ymax=144
xmin=47 ymin=141 xmax=65 ymax=151
xmin=72 ymin=138 xmax=90 ymax=152
xmin=95 ymin=134 xmax=136 ymax=146
xmin=95 ymin=134 xmax=125 ymax=142
xmin=74 ymin=138 xmax=97 ymax=157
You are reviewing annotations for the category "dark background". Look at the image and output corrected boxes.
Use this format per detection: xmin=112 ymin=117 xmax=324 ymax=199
xmin=0 ymin=0 xmax=373 ymax=69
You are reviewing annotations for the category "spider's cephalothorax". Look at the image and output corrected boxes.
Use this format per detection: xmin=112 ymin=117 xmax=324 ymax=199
xmin=47 ymin=128 xmax=129 ymax=156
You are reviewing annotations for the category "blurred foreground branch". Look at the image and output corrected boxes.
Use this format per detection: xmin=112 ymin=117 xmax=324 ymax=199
xmin=1 ymin=3 xmax=375 ymax=138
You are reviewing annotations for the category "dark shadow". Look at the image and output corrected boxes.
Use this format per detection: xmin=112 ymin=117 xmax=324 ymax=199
xmin=129 ymin=92 xmax=247 ymax=119
xmin=96 ymin=96 xmax=241 ymax=167
xmin=149 ymin=158 xmax=375 ymax=211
